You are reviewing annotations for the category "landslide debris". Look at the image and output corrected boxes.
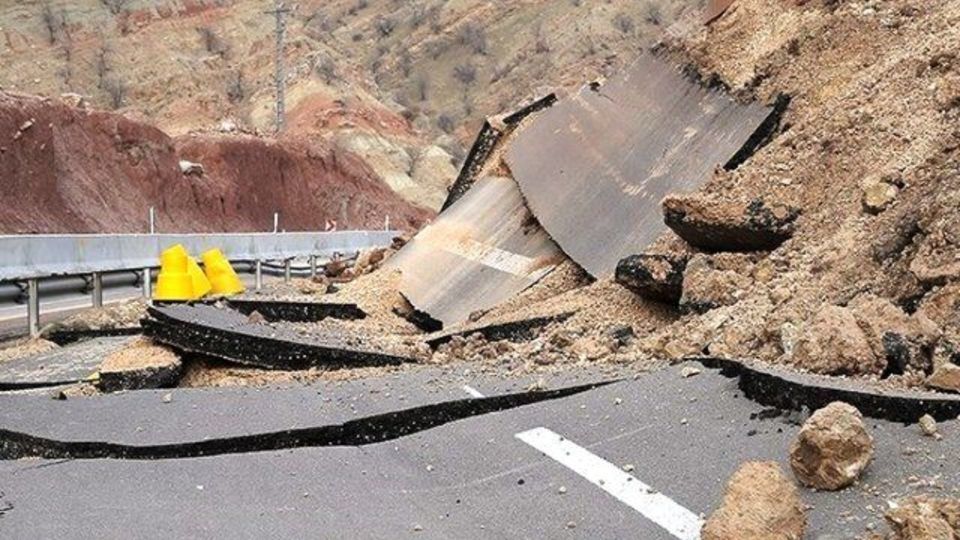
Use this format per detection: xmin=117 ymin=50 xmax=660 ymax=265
xmin=662 ymin=194 xmax=799 ymax=252
xmin=789 ymin=401 xmax=873 ymax=491
xmin=701 ymin=461 xmax=806 ymax=540
xmin=884 ymin=496 xmax=960 ymax=539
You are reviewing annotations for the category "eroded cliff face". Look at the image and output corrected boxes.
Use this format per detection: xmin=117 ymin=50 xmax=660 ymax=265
xmin=0 ymin=91 xmax=430 ymax=233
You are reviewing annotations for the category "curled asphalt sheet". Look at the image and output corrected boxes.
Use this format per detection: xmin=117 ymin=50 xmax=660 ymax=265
xmin=143 ymin=303 xmax=412 ymax=370
xmin=0 ymin=363 xmax=955 ymax=538
xmin=0 ymin=336 xmax=134 ymax=389
xmin=505 ymin=54 xmax=774 ymax=278
xmin=390 ymin=176 xmax=564 ymax=327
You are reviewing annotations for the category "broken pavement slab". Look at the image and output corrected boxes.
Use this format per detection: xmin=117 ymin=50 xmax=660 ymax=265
xmin=0 ymin=336 xmax=135 ymax=390
xmin=0 ymin=365 xmax=615 ymax=459
xmin=505 ymin=53 xmax=775 ymax=278
xmin=389 ymin=175 xmax=564 ymax=327
xmin=698 ymin=356 xmax=960 ymax=422
xmin=96 ymin=337 xmax=183 ymax=393
xmin=226 ymin=298 xmax=366 ymax=323
xmin=615 ymin=253 xmax=689 ymax=304
xmin=143 ymin=303 xmax=415 ymax=370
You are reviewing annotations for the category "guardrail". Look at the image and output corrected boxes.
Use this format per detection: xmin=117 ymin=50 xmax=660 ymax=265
xmin=0 ymin=230 xmax=399 ymax=336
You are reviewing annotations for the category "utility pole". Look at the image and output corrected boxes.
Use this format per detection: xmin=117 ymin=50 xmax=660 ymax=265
xmin=264 ymin=1 xmax=290 ymax=134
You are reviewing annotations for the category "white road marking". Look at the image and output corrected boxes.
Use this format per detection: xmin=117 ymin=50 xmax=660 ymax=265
xmin=461 ymin=385 xmax=485 ymax=398
xmin=515 ymin=427 xmax=703 ymax=540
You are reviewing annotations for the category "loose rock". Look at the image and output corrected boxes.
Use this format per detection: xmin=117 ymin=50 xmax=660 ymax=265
xmin=615 ymin=253 xmax=689 ymax=303
xmin=926 ymin=362 xmax=960 ymax=393
xmin=918 ymin=414 xmax=938 ymax=437
xmin=791 ymin=305 xmax=882 ymax=376
xmin=701 ymin=461 xmax=806 ymax=540
xmin=862 ymin=177 xmax=899 ymax=214
xmin=885 ymin=496 xmax=960 ymax=539
xmin=662 ymin=194 xmax=800 ymax=252
xmin=789 ymin=402 xmax=873 ymax=490
xmin=679 ymin=253 xmax=754 ymax=314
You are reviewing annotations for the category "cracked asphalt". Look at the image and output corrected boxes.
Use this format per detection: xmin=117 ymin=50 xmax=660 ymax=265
xmin=0 ymin=362 xmax=957 ymax=539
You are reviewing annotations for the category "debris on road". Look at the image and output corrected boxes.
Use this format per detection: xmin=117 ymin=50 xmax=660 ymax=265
xmin=918 ymin=414 xmax=938 ymax=438
xmin=884 ymin=496 xmax=960 ymax=539
xmin=789 ymin=402 xmax=873 ymax=490
xmin=680 ymin=366 xmax=701 ymax=378
xmin=701 ymin=461 xmax=806 ymax=540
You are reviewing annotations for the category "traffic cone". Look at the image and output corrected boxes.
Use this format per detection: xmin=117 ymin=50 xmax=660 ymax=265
xmin=201 ymin=249 xmax=245 ymax=296
xmin=154 ymin=244 xmax=193 ymax=301
xmin=187 ymin=256 xmax=212 ymax=299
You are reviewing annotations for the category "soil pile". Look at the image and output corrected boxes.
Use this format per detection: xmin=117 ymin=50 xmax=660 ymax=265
xmin=430 ymin=0 xmax=960 ymax=388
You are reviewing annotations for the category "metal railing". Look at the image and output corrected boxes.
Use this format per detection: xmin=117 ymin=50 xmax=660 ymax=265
xmin=0 ymin=230 xmax=398 ymax=336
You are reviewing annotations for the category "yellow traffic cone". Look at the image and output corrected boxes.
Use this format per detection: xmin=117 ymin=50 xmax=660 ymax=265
xmin=201 ymin=249 xmax=245 ymax=296
xmin=154 ymin=244 xmax=193 ymax=301
xmin=187 ymin=256 xmax=212 ymax=299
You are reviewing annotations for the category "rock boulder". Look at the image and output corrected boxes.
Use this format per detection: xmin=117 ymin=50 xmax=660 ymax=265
xmin=789 ymin=402 xmax=873 ymax=490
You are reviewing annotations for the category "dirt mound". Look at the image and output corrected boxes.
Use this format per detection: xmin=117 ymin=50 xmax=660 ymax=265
xmin=702 ymin=461 xmax=806 ymax=540
xmin=0 ymin=92 xmax=430 ymax=233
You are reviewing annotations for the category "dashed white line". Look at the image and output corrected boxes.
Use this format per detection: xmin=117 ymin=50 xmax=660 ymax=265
xmin=515 ymin=427 xmax=703 ymax=540
xmin=461 ymin=385 xmax=485 ymax=398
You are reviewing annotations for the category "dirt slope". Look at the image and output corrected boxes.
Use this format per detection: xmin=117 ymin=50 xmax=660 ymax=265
xmin=0 ymin=91 xmax=429 ymax=233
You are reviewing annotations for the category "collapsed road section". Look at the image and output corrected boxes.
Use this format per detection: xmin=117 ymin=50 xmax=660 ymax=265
xmin=389 ymin=176 xmax=564 ymax=327
xmin=143 ymin=303 xmax=414 ymax=370
xmin=505 ymin=53 xmax=776 ymax=278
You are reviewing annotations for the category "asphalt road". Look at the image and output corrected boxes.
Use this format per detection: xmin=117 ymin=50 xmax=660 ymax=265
xmin=0 ymin=362 xmax=955 ymax=539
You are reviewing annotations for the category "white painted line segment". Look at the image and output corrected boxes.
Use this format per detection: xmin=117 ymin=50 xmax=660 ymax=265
xmin=461 ymin=385 xmax=485 ymax=398
xmin=515 ymin=427 xmax=703 ymax=540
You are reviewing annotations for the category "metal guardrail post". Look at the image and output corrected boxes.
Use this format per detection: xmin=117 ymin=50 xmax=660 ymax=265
xmin=27 ymin=279 xmax=39 ymax=337
xmin=255 ymin=260 xmax=263 ymax=290
xmin=284 ymin=259 xmax=292 ymax=282
xmin=309 ymin=256 xmax=317 ymax=278
xmin=142 ymin=268 xmax=152 ymax=301
xmin=91 ymin=272 xmax=103 ymax=307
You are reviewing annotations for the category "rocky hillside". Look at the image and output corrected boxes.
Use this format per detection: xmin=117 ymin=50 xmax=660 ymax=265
xmin=0 ymin=0 xmax=698 ymax=210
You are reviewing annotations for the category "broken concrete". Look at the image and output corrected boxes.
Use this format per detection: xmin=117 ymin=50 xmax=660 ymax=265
xmin=701 ymin=461 xmax=806 ymax=540
xmin=0 ymin=336 xmax=135 ymax=390
xmin=505 ymin=55 xmax=774 ymax=277
xmin=789 ymin=402 xmax=873 ymax=491
xmin=426 ymin=312 xmax=574 ymax=349
xmin=97 ymin=337 xmax=182 ymax=393
xmin=0 ymin=380 xmax=608 ymax=460
xmin=662 ymin=194 xmax=800 ymax=252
